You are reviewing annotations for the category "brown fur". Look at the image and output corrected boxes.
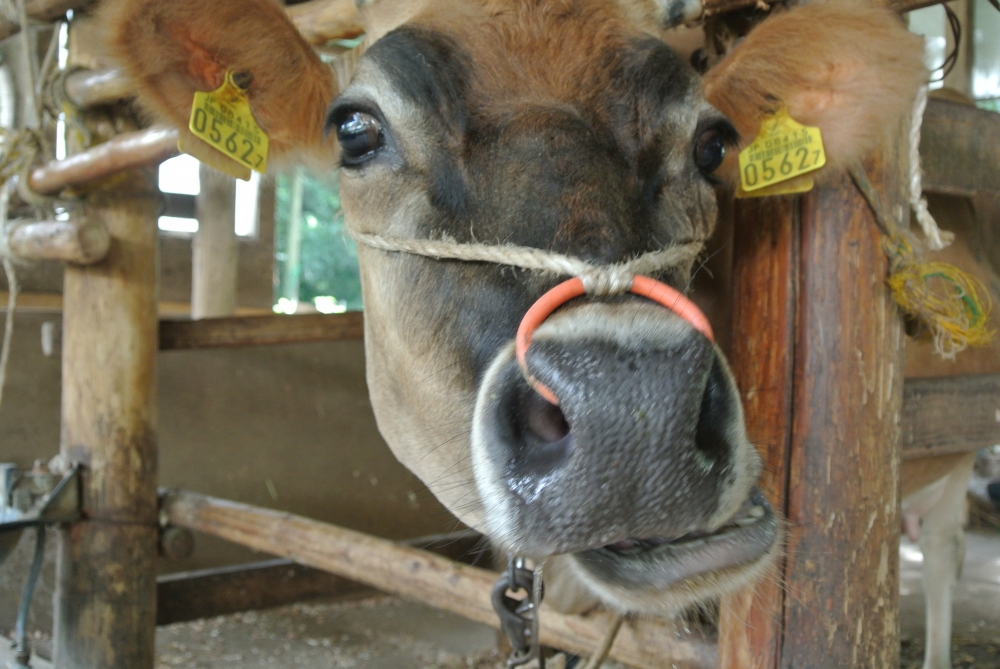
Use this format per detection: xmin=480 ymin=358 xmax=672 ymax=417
xmin=99 ymin=0 xmax=338 ymax=164
xmin=703 ymin=0 xmax=926 ymax=176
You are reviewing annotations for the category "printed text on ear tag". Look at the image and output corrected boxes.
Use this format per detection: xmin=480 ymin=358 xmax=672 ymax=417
xmin=738 ymin=107 xmax=825 ymax=193
xmin=187 ymin=71 xmax=269 ymax=179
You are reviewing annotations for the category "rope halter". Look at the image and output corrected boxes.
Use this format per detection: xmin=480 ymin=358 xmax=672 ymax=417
xmin=348 ymin=229 xmax=715 ymax=404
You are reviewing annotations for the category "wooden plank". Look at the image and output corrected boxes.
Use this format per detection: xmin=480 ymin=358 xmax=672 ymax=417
xmin=162 ymin=490 xmax=717 ymax=669
xmin=717 ymin=197 xmax=797 ymax=668
xmin=780 ymin=150 xmax=905 ymax=667
xmin=902 ymin=374 xmax=1000 ymax=459
xmin=156 ymin=531 xmax=486 ymax=625
xmin=159 ymin=311 xmax=365 ymax=350
xmin=921 ymin=99 xmax=1000 ymax=197
xmin=53 ymin=170 xmax=160 ymax=669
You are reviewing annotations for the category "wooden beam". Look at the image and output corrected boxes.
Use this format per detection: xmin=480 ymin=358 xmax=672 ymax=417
xmin=901 ymin=374 xmax=1000 ymax=459
xmin=162 ymin=490 xmax=717 ymax=669
xmin=53 ymin=170 xmax=160 ymax=669
xmin=159 ymin=311 xmax=364 ymax=350
xmin=6 ymin=218 xmax=110 ymax=264
xmin=156 ymin=530 xmax=485 ymax=625
xmin=921 ymin=99 xmax=1000 ymax=198
xmin=29 ymin=126 xmax=178 ymax=196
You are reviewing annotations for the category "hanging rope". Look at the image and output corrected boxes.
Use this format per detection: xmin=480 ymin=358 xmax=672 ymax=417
xmin=0 ymin=182 xmax=18 ymax=414
xmin=908 ymin=85 xmax=952 ymax=251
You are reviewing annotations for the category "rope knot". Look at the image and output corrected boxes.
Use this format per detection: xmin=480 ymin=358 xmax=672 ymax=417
xmin=579 ymin=267 xmax=634 ymax=296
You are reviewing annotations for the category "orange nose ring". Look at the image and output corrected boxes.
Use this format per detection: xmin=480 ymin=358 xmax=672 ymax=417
xmin=514 ymin=275 xmax=715 ymax=405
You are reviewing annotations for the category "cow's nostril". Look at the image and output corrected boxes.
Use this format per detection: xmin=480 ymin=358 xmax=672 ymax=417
xmin=694 ymin=357 xmax=736 ymax=469
xmin=524 ymin=390 xmax=570 ymax=443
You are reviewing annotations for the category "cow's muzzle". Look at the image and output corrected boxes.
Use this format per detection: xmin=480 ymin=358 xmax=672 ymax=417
xmin=471 ymin=301 xmax=776 ymax=599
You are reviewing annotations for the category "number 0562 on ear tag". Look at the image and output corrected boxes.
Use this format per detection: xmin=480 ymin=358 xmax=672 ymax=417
xmin=738 ymin=108 xmax=825 ymax=193
xmin=188 ymin=71 xmax=269 ymax=177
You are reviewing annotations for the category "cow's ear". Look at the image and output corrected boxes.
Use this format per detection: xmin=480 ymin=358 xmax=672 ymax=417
xmin=100 ymin=0 xmax=338 ymax=162
xmin=702 ymin=1 xmax=926 ymax=175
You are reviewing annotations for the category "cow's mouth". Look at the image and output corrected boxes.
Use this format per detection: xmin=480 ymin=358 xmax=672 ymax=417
xmin=573 ymin=489 xmax=777 ymax=589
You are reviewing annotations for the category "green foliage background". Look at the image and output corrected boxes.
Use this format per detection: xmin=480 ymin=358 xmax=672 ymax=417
xmin=274 ymin=170 xmax=363 ymax=311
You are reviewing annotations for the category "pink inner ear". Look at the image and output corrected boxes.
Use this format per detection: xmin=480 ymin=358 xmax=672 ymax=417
xmin=173 ymin=29 xmax=225 ymax=91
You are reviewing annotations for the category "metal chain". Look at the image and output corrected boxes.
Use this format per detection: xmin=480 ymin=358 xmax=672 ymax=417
xmin=492 ymin=554 xmax=545 ymax=668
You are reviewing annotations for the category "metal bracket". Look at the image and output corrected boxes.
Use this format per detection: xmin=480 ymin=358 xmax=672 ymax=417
xmin=1 ymin=462 xmax=81 ymax=563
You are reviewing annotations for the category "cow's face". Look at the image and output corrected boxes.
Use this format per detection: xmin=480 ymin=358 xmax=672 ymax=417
xmin=105 ymin=0 xmax=924 ymax=614
xmin=336 ymin=1 xmax=773 ymax=611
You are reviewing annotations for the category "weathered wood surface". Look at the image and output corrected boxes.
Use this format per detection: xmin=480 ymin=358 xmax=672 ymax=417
xmin=921 ymin=99 xmax=1000 ymax=197
xmin=783 ymin=154 xmax=905 ymax=668
xmin=162 ymin=490 xmax=717 ymax=669
xmin=159 ymin=311 xmax=364 ymax=350
xmin=53 ymin=172 xmax=160 ymax=669
xmin=192 ymin=165 xmax=239 ymax=319
xmin=717 ymin=197 xmax=797 ymax=668
xmin=720 ymin=145 xmax=906 ymax=667
xmin=902 ymin=374 xmax=1000 ymax=459
xmin=29 ymin=126 xmax=178 ymax=195
xmin=973 ymin=192 xmax=1000 ymax=294
xmin=64 ymin=67 xmax=132 ymax=108
xmin=156 ymin=530 xmax=485 ymax=625
xmin=6 ymin=218 xmax=110 ymax=264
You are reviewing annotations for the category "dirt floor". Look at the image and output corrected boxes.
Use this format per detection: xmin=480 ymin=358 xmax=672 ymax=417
xmin=3 ymin=529 xmax=1000 ymax=668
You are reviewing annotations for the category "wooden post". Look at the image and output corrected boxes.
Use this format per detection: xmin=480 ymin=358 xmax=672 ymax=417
xmin=53 ymin=171 xmax=160 ymax=669
xmin=719 ymin=147 xmax=906 ymax=666
xmin=717 ymin=196 xmax=797 ymax=668
xmin=192 ymin=165 xmax=239 ymax=319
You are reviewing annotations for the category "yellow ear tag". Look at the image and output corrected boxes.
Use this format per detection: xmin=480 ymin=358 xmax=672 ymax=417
xmin=185 ymin=71 xmax=269 ymax=180
xmin=736 ymin=176 xmax=815 ymax=199
xmin=738 ymin=107 xmax=825 ymax=193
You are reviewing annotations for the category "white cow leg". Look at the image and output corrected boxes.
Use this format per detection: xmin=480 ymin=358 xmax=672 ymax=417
xmin=918 ymin=456 xmax=975 ymax=669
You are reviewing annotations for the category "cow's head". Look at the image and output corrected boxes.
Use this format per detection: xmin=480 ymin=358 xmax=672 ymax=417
xmin=104 ymin=0 xmax=924 ymax=613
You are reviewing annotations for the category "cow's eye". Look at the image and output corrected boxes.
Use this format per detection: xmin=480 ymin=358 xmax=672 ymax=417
xmin=694 ymin=128 xmax=727 ymax=176
xmin=336 ymin=112 xmax=383 ymax=164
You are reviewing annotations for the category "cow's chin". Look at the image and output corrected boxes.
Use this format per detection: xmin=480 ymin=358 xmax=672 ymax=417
xmin=562 ymin=490 xmax=781 ymax=614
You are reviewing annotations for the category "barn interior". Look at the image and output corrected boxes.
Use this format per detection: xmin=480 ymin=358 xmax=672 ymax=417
xmin=1 ymin=0 xmax=1000 ymax=668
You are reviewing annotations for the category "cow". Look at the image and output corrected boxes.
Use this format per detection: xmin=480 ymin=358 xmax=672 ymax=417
xmin=100 ymin=0 xmax=974 ymax=666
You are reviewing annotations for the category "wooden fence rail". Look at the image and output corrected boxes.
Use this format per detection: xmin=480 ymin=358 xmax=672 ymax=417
xmin=161 ymin=489 xmax=718 ymax=669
